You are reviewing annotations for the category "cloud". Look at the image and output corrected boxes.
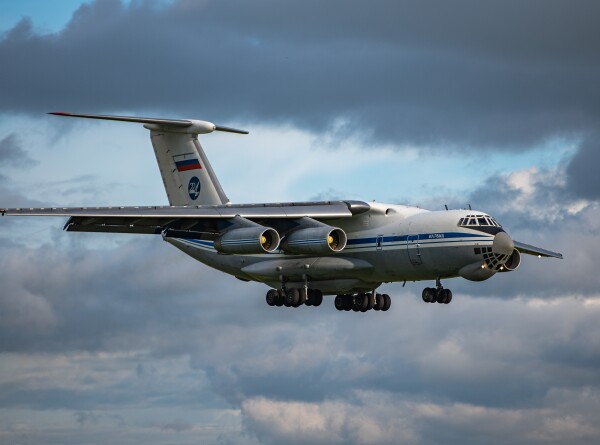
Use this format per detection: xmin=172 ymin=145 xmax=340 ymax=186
xmin=0 ymin=0 xmax=599 ymax=151
xmin=566 ymin=133 xmax=600 ymax=200
xmin=0 ymin=133 xmax=36 ymax=167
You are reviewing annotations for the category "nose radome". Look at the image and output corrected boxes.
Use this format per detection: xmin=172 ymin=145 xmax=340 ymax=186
xmin=492 ymin=231 xmax=515 ymax=256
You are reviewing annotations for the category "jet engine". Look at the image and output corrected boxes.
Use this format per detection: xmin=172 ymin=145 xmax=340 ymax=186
xmin=499 ymin=249 xmax=521 ymax=272
xmin=280 ymin=226 xmax=347 ymax=255
xmin=214 ymin=226 xmax=280 ymax=254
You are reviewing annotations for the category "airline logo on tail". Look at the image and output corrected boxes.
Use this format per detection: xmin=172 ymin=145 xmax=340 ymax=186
xmin=188 ymin=177 xmax=201 ymax=200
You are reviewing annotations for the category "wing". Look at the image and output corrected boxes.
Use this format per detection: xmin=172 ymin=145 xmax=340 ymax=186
xmin=514 ymin=240 xmax=563 ymax=259
xmin=0 ymin=200 xmax=370 ymax=236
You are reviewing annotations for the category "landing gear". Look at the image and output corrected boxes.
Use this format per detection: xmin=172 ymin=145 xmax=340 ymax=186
xmin=266 ymin=288 xmax=323 ymax=308
xmin=422 ymin=278 xmax=453 ymax=304
xmin=334 ymin=293 xmax=390 ymax=313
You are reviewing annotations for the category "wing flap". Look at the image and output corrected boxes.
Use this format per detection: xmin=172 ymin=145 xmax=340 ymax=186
xmin=514 ymin=240 xmax=563 ymax=259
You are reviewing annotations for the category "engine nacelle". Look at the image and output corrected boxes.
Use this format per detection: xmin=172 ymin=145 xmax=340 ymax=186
xmin=280 ymin=226 xmax=347 ymax=255
xmin=458 ymin=261 xmax=496 ymax=281
xmin=500 ymin=249 xmax=521 ymax=272
xmin=214 ymin=226 xmax=280 ymax=254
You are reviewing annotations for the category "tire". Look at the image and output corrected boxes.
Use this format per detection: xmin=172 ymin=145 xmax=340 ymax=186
xmin=275 ymin=290 xmax=284 ymax=307
xmin=366 ymin=292 xmax=375 ymax=310
xmin=355 ymin=293 xmax=368 ymax=311
xmin=381 ymin=294 xmax=391 ymax=311
xmin=443 ymin=289 xmax=453 ymax=304
xmin=311 ymin=289 xmax=323 ymax=307
xmin=343 ymin=295 xmax=353 ymax=311
xmin=435 ymin=288 xmax=445 ymax=304
xmin=266 ymin=289 xmax=278 ymax=306
xmin=422 ymin=287 xmax=435 ymax=303
xmin=296 ymin=289 xmax=306 ymax=307
xmin=334 ymin=295 xmax=345 ymax=311
xmin=286 ymin=288 xmax=300 ymax=307
xmin=374 ymin=293 xmax=384 ymax=310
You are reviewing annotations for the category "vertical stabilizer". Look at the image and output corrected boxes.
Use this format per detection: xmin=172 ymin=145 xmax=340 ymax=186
xmin=47 ymin=113 xmax=248 ymax=207
xmin=149 ymin=130 xmax=229 ymax=206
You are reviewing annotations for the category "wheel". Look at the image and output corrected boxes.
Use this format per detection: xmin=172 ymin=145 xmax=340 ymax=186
xmin=285 ymin=288 xmax=300 ymax=307
xmin=334 ymin=295 xmax=345 ymax=311
xmin=374 ymin=293 xmax=384 ymax=310
xmin=275 ymin=290 xmax=284 ymax=306
xmin=266 ymin=289 xmax=278 ymax=306
xmin=443 ymin=289 xmax=452 ymax=304
xmin=343 ymin=295 xmax=353 ymax=311
xmin=355 ymin=293 xmax=368 ymax=311
xmin=435 ymin=288 xmax=445 ymax=304
xmin=422 ymin=287 xmax=435 ymax=303
xmin=310 ymin=289 xmax=323 ymax=307
xmin=381 ymin=294 xmax=391 ymax=311
xmin=366 ymin=292 xmax=375 ymax=310
xmin=296 ymin=289 xmax=306 ymax=307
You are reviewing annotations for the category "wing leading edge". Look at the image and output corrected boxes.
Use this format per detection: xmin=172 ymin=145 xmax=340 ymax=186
xmin=514 ymin=240 xmax=563 ymax=259
xmin=0 ymin=200 xmax=370 ymax=235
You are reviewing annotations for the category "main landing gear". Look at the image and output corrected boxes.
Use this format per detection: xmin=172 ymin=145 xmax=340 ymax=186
xmin=422 ymin=278 xmax=453 ymax=304
xmin=265 ymin=288 xmax=324 ymax=308
xmin=334 ymin=293 xmax=391 ymax=312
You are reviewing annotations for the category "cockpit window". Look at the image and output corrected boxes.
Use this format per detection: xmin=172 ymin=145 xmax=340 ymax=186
xmin=457 ymin=214 xmax=502 ymax=228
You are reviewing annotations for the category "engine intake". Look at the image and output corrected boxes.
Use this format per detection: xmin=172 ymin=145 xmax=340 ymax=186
xmin=500 ymin=249 xmax=521 ymax=272
xmin=280 ymin=226 xmax=347 ymax=255
xmin=214 ymin=226 xmax=280 ymax=254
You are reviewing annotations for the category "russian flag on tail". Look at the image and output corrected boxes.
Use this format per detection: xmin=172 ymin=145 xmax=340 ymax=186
xmin=175 ymin=158 xmax=202 ymax=172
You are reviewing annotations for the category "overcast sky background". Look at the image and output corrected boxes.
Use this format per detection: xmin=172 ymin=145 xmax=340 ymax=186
xmin=0 ymin=1 xmax=599 ymax=444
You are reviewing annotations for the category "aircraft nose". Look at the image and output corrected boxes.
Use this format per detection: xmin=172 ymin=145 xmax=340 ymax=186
xmin=492 ymin=231 xmax=515 ymax=256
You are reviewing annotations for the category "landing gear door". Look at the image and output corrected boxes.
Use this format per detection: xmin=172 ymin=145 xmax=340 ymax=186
xmin=407 ymin=234 xmax=423 ymax=266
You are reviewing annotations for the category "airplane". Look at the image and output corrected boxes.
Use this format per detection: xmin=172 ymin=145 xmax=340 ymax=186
xmin=0 ymin=112 xmax=563 ymax=312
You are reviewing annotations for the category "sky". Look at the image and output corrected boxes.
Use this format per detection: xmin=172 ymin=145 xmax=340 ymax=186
xmin=0 ymin=1 xmax=599 ymax=444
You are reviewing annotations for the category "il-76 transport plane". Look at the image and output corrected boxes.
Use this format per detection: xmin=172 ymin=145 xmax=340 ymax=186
xmin=1 ymin=113 xmax=562 ymax=312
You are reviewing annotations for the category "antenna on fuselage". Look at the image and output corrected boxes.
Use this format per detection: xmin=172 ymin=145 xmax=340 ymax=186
xmin=468 ymin=204 xmax=472 ymax=210
xmin=444 ymin=204 xmax=448 ymax=211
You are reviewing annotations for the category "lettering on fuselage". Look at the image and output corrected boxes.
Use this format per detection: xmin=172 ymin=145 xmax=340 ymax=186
xmin=428 ymin=233 xmax=445 ymax=239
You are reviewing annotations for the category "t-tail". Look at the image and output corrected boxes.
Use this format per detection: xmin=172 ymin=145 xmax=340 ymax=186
xmin=49 ymin=112 xmax=248 ymax=206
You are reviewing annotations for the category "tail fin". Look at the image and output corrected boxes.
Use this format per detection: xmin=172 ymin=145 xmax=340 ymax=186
xmin=49 ymin=112 xmax=248 ymax=206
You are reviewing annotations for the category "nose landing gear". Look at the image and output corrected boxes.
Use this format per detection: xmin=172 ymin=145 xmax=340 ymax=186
xmin=422 ymin=278 xmax=453 ymax=304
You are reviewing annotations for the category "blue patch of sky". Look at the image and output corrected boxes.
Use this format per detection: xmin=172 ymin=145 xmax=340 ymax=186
xmin=0 ymin=0 xmax=87 ymax=33
xmin=0 ymin=0 xmax=176 ymax=34
xmin=288 ymin=139 xmax=572 ymax=205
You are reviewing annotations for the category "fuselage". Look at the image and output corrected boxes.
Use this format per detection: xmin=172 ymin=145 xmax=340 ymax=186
xmin=165 ymin=202 xmax=504 ymax=294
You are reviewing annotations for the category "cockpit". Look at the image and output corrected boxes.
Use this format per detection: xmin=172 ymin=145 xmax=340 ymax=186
xmin=457 ymin=214 xmax=502 ymax=228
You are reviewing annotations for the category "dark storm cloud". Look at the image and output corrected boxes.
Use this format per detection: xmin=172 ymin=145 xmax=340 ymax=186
xmin=1 ymin=0 xmax=599 ymax=151
xmin=566 ymin=134 xmax=600 ymax=200
xmin=0 ymin=133 xmax=35 ymax=167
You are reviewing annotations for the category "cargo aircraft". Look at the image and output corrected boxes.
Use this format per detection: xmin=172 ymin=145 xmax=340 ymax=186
xmin=0 ymin=113 xmax=563 ymax=312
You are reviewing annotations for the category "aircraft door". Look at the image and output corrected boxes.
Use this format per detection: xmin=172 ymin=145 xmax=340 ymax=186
xmin=407 ymin=234 xmax=423 ymax=265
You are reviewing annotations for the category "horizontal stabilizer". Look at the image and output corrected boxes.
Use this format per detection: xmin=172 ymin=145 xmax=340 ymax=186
xmin=514 ymin=240 xmax=563 ymax=259
xmin=48 ymin=112 xmax=249 ymax=134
